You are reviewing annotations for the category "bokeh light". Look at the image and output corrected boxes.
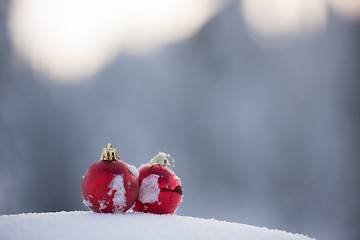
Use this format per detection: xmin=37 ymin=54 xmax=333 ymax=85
xmin=240 ymin=0 xmax=360 ymax=44
xmin=240 ymin=0 xmax=327 ymax=40
xmin=8 ymin=0 xmax=224 ymax=82
xmin=8 ymin=0 xmax=360 ymax=81
xmin=328 ymin=0 xmax=360 ymax=21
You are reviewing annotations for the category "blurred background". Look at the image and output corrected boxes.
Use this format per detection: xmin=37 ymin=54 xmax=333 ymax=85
xmin=0 ymin=0 xmax=359 ymax=239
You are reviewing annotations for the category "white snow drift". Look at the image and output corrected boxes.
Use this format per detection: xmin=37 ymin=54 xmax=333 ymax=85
xmin=0 ymin=211 xmax=315 ymax=240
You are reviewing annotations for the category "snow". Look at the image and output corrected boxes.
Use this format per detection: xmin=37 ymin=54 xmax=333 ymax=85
xmin=139 ymin=163 xmax=149 ymax=169
xmin=107 ymin=175 xmax=126 ymax=212
xmin=127 ymin=164 xmax=139 ymax=178
xmin=149 ymin=152 xmax=167 ymax=165
xmin=0 ymin=211 xmax=316 ymax=240
xmin=98 ymin=200 xmax=107 ymax=210
xmin=166 ymin=167 xmax=175 ymax=175
xmin=175 ymin=176 xmax=181 ymax=185
xmin=138 ymin=174 xmax=160 ymax=203
xmin=82 ymin=198 xmax=93 ymax=208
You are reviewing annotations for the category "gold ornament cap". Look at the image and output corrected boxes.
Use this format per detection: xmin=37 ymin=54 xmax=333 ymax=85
xmin=101 ymin=143 xmax=119 ymax=161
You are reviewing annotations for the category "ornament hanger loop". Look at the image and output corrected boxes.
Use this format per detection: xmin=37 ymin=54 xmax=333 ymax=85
xmin=166 ymin=154 xmax=175 ymax=168
xmin=149 ymin=152 xmax=175 ymax=168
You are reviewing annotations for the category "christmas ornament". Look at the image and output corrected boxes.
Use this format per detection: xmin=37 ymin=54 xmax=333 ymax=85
xmin=81 ymin=143 xmax=139 ymax=213
xmin=133 ymin=152 xmax=183 ymax=214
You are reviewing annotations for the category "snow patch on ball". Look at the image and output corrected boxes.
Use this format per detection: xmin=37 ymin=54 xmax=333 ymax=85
xmin=138 ymin=174 xmax=160 ymax=204
xmin=175 ymin=176 xmax=182 ymax=185
xmin=166 ymin=167 xmax=175 ymax=175
xmin=98 ymin=200 xmax=107 ymax=210
xmin=82 ymin=198 xmax=93 ymax=208
xmin=127 ymin=164 xmax=139 ymax=178
xmin=107 ymin=174 xmax=126 ymax=212
xmin=139 ymin=163 xmax=148 ymax=169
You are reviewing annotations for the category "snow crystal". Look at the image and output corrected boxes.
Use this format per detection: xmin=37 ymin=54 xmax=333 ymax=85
xmin=98 ymin=200 xmax=107 ymax=210
xmin=107 ymin=175 xmax=126 ymax=212
xmin=82 ymin=199 xmax=93 ymax=208
xmin=138 ymin=174 xmax=160 ymax=203
xmin=127 ymin=164 xmax=139 ymax=178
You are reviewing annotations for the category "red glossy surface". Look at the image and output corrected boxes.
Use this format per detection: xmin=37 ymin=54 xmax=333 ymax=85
xmin=133 ymin=164 xmax=182 ymax=214
xmin=81 ymin=160 xmax=139 ymax=213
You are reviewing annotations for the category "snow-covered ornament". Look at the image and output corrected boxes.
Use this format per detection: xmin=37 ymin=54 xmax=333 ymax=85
xmin=81 ymin=143 xmax=139 ymax=213
xmin=133 ymin=152 xmax=183 ymax=214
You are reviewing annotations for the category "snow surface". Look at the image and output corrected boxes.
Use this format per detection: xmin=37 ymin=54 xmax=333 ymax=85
xmin=107 ymin=175 xmax=126 ymax=212
xmin=0 ymin=211 xmax=315 ymax=240
xmin=138 ymin=174 xmax=160 ymax=203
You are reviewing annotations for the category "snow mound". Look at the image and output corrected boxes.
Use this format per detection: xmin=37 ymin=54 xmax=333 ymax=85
xmin=0 ymin=211 xmax=315 ymax=240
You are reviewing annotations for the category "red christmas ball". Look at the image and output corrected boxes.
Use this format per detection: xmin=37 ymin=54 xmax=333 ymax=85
xmin=81 ymin=143 xmax=139 ymax=213
xmin=133 ymin=152 xmax=182 ymax=214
